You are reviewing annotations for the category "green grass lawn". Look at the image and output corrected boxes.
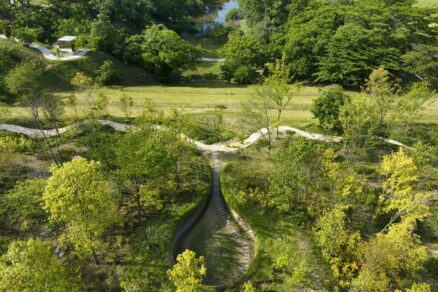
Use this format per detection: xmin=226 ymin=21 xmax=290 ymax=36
xmin=1 ymin=38 xmax=437 ymax=139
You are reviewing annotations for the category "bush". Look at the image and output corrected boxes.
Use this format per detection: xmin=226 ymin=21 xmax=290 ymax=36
xmin=95 ymin=60 xmax=119 ymax=85
xmin=311 ymin=87 xmax=349 ymax=135
xmin=0 ymin=136 xmax=34 ymax=153
xmin=233 ymin=65 xmax=259 ymax=84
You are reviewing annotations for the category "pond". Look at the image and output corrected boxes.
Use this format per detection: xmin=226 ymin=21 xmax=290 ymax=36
xmin=208 ymin=0 xmax=239 ymax=24
xmin=196 ymin=0 xmax=239 ymax=35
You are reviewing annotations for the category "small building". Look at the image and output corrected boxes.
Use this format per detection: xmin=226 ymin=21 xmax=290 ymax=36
xmin=53 ymin=36 xmax=76 ymax=53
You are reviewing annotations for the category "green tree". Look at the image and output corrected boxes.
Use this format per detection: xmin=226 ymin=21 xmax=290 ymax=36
xmin=119 ymin=94 xmax=134 ymax=119
xmin=394 ymin=83 xmax=435 ymax=135
xmin=168 ymin=249 xmax=207 ymax=292
xmin=2 ymin=178 xmax=47 ymax=233
xmin=379 ymin=149 xmax=431 ymax=230
xmin=0 ymin=19 xmax=11 ymax=37
xmin=405 ymin=283 xmax=431 ymax=292
xmin=402 ymin=44 xmax=438 ymax=89
xmin=311 ymin=87 xmax=349 ymax=134
xmin=365 ymin=67 xmax=396 ymax=136
xmin=95 ymin=60 xmax=119 ymax=85
xmin=114 ymin=127 xmax=171 ymax=221
xmin=221 ymin=31 xmax=264 ymax=83
xmin=268 ymin=138 xmax=323 ymax=214
xmin=12 ymin=26 xmax=42 ymax=45
xmin=352 ymin=219 xmax=428 ymax=292
xmin=339 ymin=95 xmax=380 ymax=159
xmin=264 ymin=60 xmax=301 ymax=138
xmin=140 ymin=24 xmax=202 ymax=81
xmin=0 ymin=238 xmax=80 ymax=291
xmin=314 ymin=206 xmax=361 ymax=288
xmin=43 ymin=157 xmax=119 ymax=261
xmin=5 ymin=61 xmax=61 ymax=165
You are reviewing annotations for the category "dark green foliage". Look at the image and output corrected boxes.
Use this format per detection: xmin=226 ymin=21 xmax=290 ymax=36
xmin=233 ymin=65 xmax=259 ymax=84
xmin=0 ymin=47 xmax=21 ymax=100
xmin=139 ymin=24 xmax=202 ymax=82
xmin=284 ymin=0 xmax=437 ymax=87
xmin=268 ymin=138 xmax=324 ymax=215
xmin=95 ymin=60 xmax=119 ymax=85
xmin=220 ymin=31 xmax=265 ymax=84
xmin=311 ymin=87 xmax=350 ymax=134
xmin=0 ymin=179 xmax=47 ymax=233
xmin=402 ymin=45 xmax=438 ymax=90
xmin=0 ymin=20 xmax=11 ymax=37
xmin=12 ymin=9 xmax=58 ymax=43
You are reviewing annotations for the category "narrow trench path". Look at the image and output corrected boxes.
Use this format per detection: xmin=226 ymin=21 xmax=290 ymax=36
xmin=175 ymin=152 xmax=253 ymax=286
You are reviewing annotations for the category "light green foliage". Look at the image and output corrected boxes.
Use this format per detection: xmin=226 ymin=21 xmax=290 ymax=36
xmin=314 ymin=206 xmax=361 ymax=288
xmin=339 ymin=94 xmax=380 ymax=157
xmin=290 ymin=259 xmax=309 ymax=287
xmin=119 ymin=94 xmax=134 ymax=119
xmin=322 ymin=149 xmax=366 ymax=207
xmin=352 ymin=219 xmax=428 ymax=292
xmin=5 ymin=61 xmax=44 ymax=104
xmin=405 ymin=283 xmax=431 ymax=292
xmin=0 ymin=238 xmax=80 ymax=291
xmin=242 ymin=281 xmax=256 ymax=292
xmin=273 ymin=255 xmax=289 ymax=271
xmin=2 ymin=178 xmax=47 ymax=232
xmin=139 ymin=24 xmax=202 ymax=81
xmin=168 ymin=249 xmax=207 ymax=291
xmin=264 ymin=60 xmax=301 ymax=138
xmin=311 ymin=87 xmax=349 ymax=134
xmin=0 ymin=135 xmax=33 ymax=153
xmin=43 ymin=157 xmax=119 ymax=257
xmin=379 ymin=149 xmax=431 ymax=224
xmin=365 ymin=67 xmax=396 ymax=134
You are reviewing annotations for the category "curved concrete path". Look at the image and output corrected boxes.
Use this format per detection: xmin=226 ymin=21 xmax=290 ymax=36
xmin=0 ymin=120 xmax=408 ymax=151
xmin=0 ymin=34 xmax=89 ymax=61
xmin=197 ymin=57 xmax=226 ymax=62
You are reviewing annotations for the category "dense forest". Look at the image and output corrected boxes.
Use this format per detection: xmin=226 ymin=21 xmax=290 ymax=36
xmin=0 ymin=0 xmax=437 ymax=291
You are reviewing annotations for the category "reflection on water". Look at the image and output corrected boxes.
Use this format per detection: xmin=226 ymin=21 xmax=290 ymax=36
xmin=210 ymin=0 xmax=239 ymax=24
xmin=197 ymin=0 xmax=239 ymax=36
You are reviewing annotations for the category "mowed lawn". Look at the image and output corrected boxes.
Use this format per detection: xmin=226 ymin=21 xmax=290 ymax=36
xmin=1 ymin=39 xmax=437 ymax=131
xmin=3 ymin=81 xmax=438 ymax=131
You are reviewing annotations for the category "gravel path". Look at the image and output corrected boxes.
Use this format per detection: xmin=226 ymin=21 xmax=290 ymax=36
xmin=0 ymin=120 xmax=408 ymax=150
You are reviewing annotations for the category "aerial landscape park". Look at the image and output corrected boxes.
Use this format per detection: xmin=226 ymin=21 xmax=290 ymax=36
xmin=0 ymin=0 xmax=437 ymax=291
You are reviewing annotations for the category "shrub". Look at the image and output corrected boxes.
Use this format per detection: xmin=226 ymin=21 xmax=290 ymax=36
xmin=233 ymin=65 xmax=259 ymax=84
xmin=311 ymin=87 xmax=349 ymax=135
xmin=0 ymin=136 xmax=34 ymax=153
xmin=95 ymin=60 xmax=119 ymax=85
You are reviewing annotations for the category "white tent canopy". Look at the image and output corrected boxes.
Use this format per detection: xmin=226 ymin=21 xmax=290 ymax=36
xmin=57 ymin=35 xmax=76 ymax=42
